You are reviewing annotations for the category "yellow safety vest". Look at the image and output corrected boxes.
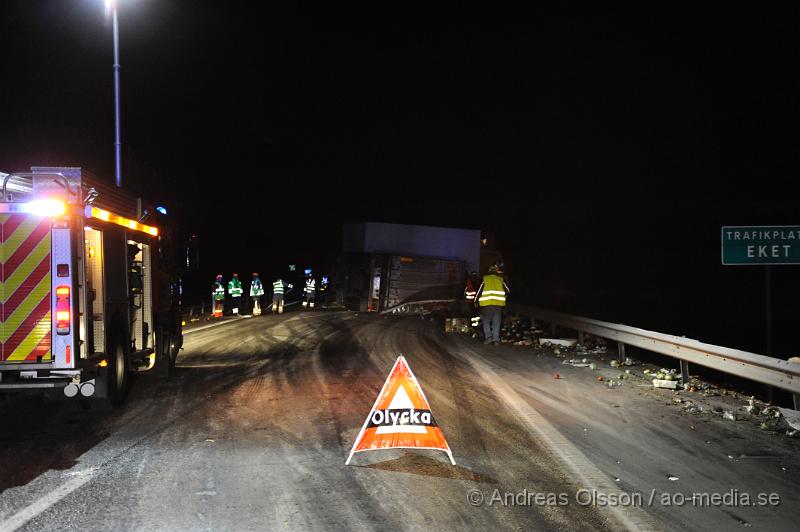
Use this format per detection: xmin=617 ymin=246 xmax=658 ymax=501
xmin=478 ymin=274 xmax=507 ymax=307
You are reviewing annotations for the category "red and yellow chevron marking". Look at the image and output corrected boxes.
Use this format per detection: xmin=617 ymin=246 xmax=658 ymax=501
xmin=1 ymin=213 xmax=52 ymax=362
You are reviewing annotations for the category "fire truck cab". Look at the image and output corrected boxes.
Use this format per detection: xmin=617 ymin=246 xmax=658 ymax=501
xmin=0 ymin=166 xmax=182 ymax=404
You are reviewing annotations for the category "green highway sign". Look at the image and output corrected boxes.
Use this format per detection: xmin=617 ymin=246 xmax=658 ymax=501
xmin=722 ymin=226 xmax=800 ymax=265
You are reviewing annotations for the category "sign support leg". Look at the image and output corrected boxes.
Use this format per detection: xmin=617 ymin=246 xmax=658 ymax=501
xmin=765 ymin=266 xmax=772 ymax=358
xmin=765 ymin=266 xmax=774 ymax=403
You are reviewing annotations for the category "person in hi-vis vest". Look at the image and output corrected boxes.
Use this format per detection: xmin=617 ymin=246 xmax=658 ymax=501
xmin=474 ymin=263 xmax=510 ymax=345
xmin=228 ymin=273 xmax=243 ymax=315
xmin=302 ymin=270 xmax=316 ymax=309
xmin=464 ymin=271 xmax=481 ymax=328
xmin=272 ymin=278 xmax=292 ymax=314
xmin=250 ymin=272 xmax=264 ymax=316
xmin=212 ymin=275 xmax=225 ymax=318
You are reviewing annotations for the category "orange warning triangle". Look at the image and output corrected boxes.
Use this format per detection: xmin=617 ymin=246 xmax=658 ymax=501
xmin=346 ymin=355 xmax=454 ymax=465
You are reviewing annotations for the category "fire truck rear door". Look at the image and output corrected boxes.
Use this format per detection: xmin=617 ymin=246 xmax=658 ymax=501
xmin=0 ymin=213 xmax=52 ymax=363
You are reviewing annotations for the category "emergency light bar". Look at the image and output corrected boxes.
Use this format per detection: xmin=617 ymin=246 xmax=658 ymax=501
xmin=0 ymin=201 xmax=159 ymax=236
xmin=86 ymin=206 xmax=159 ymax=236
xmin=0 ymin=199 xmax=66 ymax=216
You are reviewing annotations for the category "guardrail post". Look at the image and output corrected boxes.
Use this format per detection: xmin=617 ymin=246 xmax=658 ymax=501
xmin=578 ymin=330 xmax=585 ymax=346
xmin=617 ymin=343 xmax=626 ymax=363
xmin=680 ymin=360 xmax=690 ymax=383
xmin=201 ymin=301 xmax=205 ymax=316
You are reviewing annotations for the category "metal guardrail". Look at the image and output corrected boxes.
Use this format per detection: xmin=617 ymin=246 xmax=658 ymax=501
xmin=509 ymin=303 xmax=800 ymax=401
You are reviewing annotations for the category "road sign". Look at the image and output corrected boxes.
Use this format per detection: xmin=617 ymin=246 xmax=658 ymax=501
xmin=721 ymin=226 xmax=800 ymax=265
xmin=346 ymin=355 xmax=454 ymax=465
xmin=288 ymin=264 xmax=296 ymax=271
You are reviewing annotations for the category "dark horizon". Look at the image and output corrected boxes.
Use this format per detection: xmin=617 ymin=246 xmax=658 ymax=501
xmin=1 ymin=2 xmax=798 ymax=356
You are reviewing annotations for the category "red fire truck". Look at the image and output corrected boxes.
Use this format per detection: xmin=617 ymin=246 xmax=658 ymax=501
xmin=0 ymin=166 xmax=182 ymax=405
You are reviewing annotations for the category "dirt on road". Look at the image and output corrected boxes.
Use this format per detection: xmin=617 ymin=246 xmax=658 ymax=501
xmin=1 ymin=311 xmax=797 ymax=531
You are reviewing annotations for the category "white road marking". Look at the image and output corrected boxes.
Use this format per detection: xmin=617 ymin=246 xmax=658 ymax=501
xmin=456 ymin=344 xmax=657 ymax=532
xmin=0 ymin=312 xmax=322 ymax=530
xmin=0 ymin=468 xmax=97 ymax=532
xmin=135 ymin=448 xmax=150 ymax=480
xmin=0 ymin=353 xmax=204 ymax=531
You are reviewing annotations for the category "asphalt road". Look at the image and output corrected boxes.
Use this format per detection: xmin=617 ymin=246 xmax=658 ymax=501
xmin=0 ymin=310 xmax=798 ymax=531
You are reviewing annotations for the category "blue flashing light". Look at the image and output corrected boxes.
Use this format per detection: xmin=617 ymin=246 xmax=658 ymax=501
xmin=156 ymin=206 xmax=167 ymax=215
xmin=304 ymin=269 xmax=312 ymax=275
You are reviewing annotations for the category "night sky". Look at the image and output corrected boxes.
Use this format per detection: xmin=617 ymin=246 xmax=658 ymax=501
xmin=1 ymin=2 xmax=798 ymax=355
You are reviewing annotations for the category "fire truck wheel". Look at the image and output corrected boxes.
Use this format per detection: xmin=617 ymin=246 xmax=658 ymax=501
xmin=108 ymin=336 xmax=130 ymax=406
xmin=165 ymin=333 xmax=178 ymax=377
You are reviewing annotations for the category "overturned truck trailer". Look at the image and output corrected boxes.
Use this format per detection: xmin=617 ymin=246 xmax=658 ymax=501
xmin=337 ymin=222 xmax=480 ymax=312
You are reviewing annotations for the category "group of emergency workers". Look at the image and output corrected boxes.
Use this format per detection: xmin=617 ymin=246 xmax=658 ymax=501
xmin=464 ymin=261 xmax=510 ymax=345
xmin=212 ymin=271 xmax=327 ymax=317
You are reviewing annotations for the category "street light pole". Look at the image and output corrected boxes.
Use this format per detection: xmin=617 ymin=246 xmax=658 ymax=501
xmin=110 ymin=1 xmax=122 ymax=188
